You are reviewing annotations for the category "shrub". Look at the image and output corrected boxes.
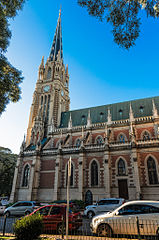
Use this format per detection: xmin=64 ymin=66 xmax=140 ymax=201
xmin=13 ymin=213 xmax=43 ymax=240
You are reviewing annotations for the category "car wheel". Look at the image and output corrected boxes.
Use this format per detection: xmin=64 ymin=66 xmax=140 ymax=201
xmin=97 ymin=223 xmax=112 ymax=237
xmin=4 ymin=211 xmax=10 ymax=217
xmin=25 ymin=211 xmax=30 ymax=215
xmin=57 ymin=223 xmax=66 ymax=235
xmin=87 ymin=211 xmax=95 ymax=219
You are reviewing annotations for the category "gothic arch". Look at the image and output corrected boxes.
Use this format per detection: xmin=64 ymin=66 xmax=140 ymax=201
xmin=65 ymin=160 xmax=75 ymax=187
xmin=21 ymin=163 xmax=31 ymax=187
xmin=141 ymin=130 xmax=151 ymax=141
xmin=117 ymin=133 xmax=127 ymax=143
xmin=145 ymin=155 xmax=159 ymax=185
xmin=95 ymin=135 xmax=104 ymax=145
xmin=47 ymin=67 xmax=52 ymax=79
xmin=89 ymin=159 xmax=100 ymax=187
xmin=116 ymin=157 xmax=128 ymax=176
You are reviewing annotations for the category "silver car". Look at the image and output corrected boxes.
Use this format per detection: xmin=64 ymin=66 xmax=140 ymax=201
xmin=91 ymin=200 xmax=159 ymax=238
xmin=84 ymin=198 xmax=125 ymax=218
xmin=4 ymin=201 xmax=40 ymax=217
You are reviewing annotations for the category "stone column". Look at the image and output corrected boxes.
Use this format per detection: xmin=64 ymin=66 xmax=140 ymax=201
xmin=103 ymin=150 xmax=110 ymax=197
xmin=31 ymin=153 xmax=41 ymax=201
xmin=53 ymin=150 xmax=61 ymax=201
xmin=10 ymin=155 xmax=23 ymax=203
xmin=78 ymin=151 xmax=84 ymax=200
xmin=131 ymin=149 xmax=141 ymax=199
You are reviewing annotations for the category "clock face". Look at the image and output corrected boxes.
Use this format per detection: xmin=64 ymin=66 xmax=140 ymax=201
xmin=43 ymin=85 xmax=50 ymax=92
xmin=61 ymin=89 xmax=64 ymax=96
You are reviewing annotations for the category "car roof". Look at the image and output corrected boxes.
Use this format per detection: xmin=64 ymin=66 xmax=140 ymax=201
xmin=99 ymin=198 xmax=124 ymax=201
xmin=122 ymin=200 xmax=159 ymax=207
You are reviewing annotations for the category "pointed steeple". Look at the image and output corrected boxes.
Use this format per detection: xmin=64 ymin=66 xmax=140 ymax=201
xmin=129 ymin=103 xmax=134 ymax=122
xmin=152 ymin=99 xmax=158 ymax=119
xmin=107 ymin=108 xmax=112 ymax=125
xmin=49 ymin=9 xmax=63 ymax=62
xmin=68 ymin=113 xmax=72 ymax=129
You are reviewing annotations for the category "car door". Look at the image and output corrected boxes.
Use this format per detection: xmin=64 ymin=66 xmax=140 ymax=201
xmin=11 ymin=202 xmax=23 ymax=215
xmin=112 ymin=205 xmax=139 ymax=235
xmin=96 ymin=200 xmax=108 ymax=214
xmin=46 ymin=206 xmax=63 ymax=232
xmin=36 ymin=206 xmax=51 ymax=231
xmin=136 ymin=204 xmax=159 ymax=236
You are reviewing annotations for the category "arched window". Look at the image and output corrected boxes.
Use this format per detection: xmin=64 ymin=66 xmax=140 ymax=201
xmin=118 ymin=158 xmax=126 ymax=176
xmin=147 ymin=157 xmax=158 ymax=184
xmin=47 ymin=67 xmax=51 ymax=79
xmin=75 ymin=138 xmax=81 ymax=147
xmin=91 ymin=160 xmax=98 ymax=186
xmin=22 ymin=165 xmax=30 ymax=187
xmin=118 ymin=134 xmax=125 ymax=143
xmin=96 ymin=136 xmax=103 ymax=145
xmin=66 ymin=163 xmax=73 ymax=187
xmin=143 ymin=131 xmax=150 ymax=141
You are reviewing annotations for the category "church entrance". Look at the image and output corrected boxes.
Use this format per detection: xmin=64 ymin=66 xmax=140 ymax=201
xmin=118 ymin=179 xmax=129 ymax=200
xmin=85 ymin=190 xmax=93 ymax=205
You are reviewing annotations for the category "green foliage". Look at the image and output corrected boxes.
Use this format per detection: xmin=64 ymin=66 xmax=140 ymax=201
xmin=0 ymin=146 xmax=18 ymax=196
xmin=14 ymin=214 xmax=43 ymax=240
xmin=72 ymin=199 xmax=85 ymax=210
xmin=0 ymin=0 xmax=25 ymax=115
xmin=78 ymin=0 xmax=159 ymax=49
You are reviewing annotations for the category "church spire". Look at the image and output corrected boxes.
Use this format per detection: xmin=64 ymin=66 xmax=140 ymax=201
xmin=49 ymin=9 xmax=63 ymax=61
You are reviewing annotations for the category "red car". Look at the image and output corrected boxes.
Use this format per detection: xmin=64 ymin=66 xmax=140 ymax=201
xmin=30 ymin=204 xmax=82 ymax=234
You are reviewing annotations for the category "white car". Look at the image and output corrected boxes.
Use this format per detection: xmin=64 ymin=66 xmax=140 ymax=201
xmin=84 ymin=198 xmax=125 ymax=218
xmin=91 ymin=200 xmax=159 ymax=238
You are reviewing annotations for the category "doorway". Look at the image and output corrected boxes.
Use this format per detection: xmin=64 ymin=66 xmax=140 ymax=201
xmin=118 ymin=179 xmax=129 ymax=199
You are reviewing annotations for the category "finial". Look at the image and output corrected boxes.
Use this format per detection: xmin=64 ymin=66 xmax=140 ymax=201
xmin=107 ymin=108 xmax=112 ymax=125
xmin=68 ymin=113 xmax=72 ymax=129
xmin=129 ymin=103 xmax=134 ymax=122
xmin=59 ymin=5 xmax=62 ymax=17
xmin=87 ymin=109 xmax=91 ymax=127
xmin=152 ymin=99 xmax=158 ymax=119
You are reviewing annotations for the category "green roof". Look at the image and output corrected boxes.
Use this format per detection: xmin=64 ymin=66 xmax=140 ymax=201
xmin=59 ymin=96 xmax=159 ymax=128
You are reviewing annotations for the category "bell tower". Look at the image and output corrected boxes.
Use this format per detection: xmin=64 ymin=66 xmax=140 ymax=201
xmin=26 ymin=10 xmax=70 ymax=146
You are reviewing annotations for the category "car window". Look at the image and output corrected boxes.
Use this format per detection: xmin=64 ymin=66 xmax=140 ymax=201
xmin=36 ymin=206 xmax=50 ymax=216
xmin=98 ymin=200 xmax=106 ymax=205
xmin=13 ymin=203 xmax=22 ymax=207
xmin=118 ymin=204 xmax=159 ymax=215
xmin=50 ymin=206 xmax=61 ymax=215
xmin=98 ymin=199 xmax=120 ymax=205
xmin=23 ymin=202 xmax=32 ymax=206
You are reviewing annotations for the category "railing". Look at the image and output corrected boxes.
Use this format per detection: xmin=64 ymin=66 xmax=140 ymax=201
xmin=1 ymin=214 xmax=159 ymax=240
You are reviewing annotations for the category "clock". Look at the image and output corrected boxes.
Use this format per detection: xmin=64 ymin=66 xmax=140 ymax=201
xmin=43 ymin=85 xmax=50 ymax=92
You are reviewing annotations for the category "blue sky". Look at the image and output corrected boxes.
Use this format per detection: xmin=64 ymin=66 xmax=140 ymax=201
xmin=0 ymin=0 xmax=159 ymax=153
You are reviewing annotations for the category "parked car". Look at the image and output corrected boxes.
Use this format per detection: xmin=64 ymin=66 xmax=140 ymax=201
xmin=30 ymin=204 xmax=82 ymax=234
xmin=0 ymin=202 xmax=6 ymax=215
xmin=84 ymin=198 xmax=125 ymax=218
xmin=91 ymin=200 xmax=159 ymax=238
xmin=4 ymin=201 xmax=41 ymax=217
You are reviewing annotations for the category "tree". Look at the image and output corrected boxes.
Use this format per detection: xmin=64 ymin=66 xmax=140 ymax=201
xmin=0 ymin=0 xmax=25 ymax=116
xmin=0 ymin=146 xmax=18 ymax=196
xmin=78 ymin=0 xmax=159 ymax=49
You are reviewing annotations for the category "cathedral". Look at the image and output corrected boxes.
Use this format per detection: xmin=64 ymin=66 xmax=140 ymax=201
xmin=10 ymin=11 xmax=159 ymax=204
